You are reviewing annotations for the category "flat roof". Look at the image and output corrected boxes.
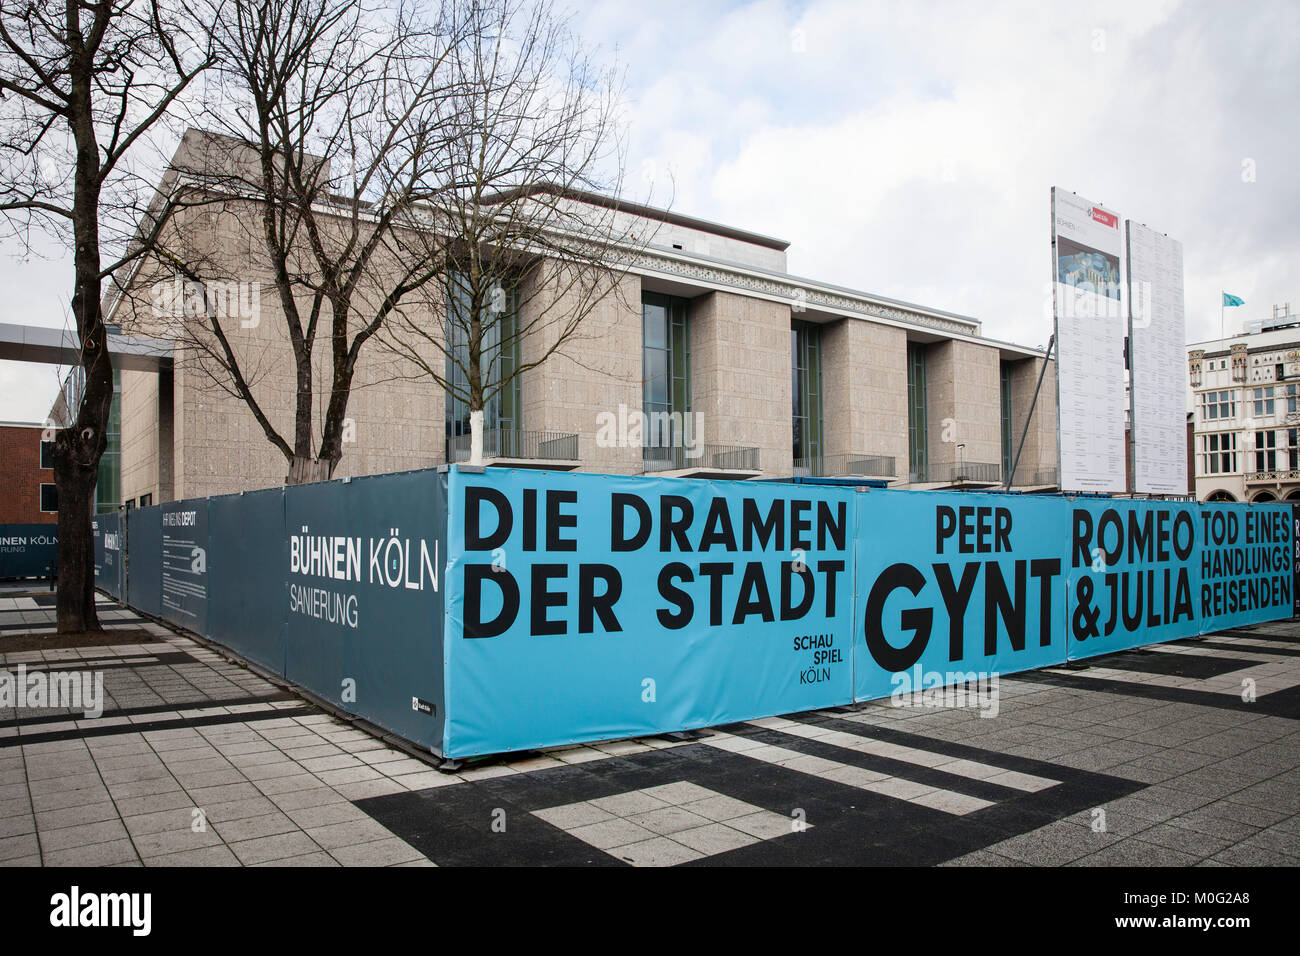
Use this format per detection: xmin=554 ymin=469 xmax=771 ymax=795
xmin=0 ymin=322 xmax=173 ymax=372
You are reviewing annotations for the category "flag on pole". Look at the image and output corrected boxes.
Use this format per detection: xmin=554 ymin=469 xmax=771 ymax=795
xmin=1223 ymin=292 xmax=1245 ymax=307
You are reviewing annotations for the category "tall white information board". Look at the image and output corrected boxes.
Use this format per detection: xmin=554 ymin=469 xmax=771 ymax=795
xmin=1051 ymin=187 xmax=1128 ymax=492
xmin=1127 ymin=222 xmax=1187 ymax=495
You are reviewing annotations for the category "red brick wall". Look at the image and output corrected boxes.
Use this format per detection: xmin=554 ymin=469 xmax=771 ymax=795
xmin=0 ymin=424 xmax=56 ymax=524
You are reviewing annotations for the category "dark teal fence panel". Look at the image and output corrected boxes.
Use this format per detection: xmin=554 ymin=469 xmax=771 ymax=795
xmin=160 ymin=498 xmax=210 ymax=636
xmin=0 ymin=523 xmax=58 ymax=579
xmin=283 ymin=469 xmax=447 ymax=752
xmin=206 ymin=488 xmax=285 ymax=676
xmin=93 ymin=513 xmax=123 ymax=599
xmin=126 ymin=505 xmax=163 ymax=618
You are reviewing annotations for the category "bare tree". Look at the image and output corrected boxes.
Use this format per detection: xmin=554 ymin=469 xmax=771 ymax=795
xmin=381 ymin=0 xmax=646 ymax=466
xmin=133 ymin=0 xmax=473 ymax=482
xmin=0 ymin=0 xmax=212 ymax=632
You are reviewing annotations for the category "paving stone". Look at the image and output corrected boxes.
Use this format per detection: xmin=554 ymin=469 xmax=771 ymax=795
xmin=228 ymin=831 xmax=323 ymax=865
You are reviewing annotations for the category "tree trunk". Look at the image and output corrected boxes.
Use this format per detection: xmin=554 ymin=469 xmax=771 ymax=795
xmin=58 ymin=49 xmax=113 ymax=633
xmin=53 ymin=457 xmax=100 ymax=633
xmin=469 ymin=408 xmax=484 ymax=466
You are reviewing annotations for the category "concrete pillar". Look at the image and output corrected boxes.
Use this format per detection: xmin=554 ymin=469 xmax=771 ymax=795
xmin=925 ymin=340 xmax=1002 ymax=475
xmin=688 ymin=290 xmax=794 ymax=478
xmin=519 ymin=267 xmax=641 ymax=474
xmin=821 ymin=317 xmax=909 ymax=477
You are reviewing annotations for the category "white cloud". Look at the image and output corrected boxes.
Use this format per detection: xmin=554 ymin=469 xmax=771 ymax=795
xmin=582 ymin=0 xmax=1300 ymax=346
xmin=3 ymin=0 xmax=1297 ymax=422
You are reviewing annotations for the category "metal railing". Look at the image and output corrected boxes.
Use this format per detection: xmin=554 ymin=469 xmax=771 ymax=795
xmin=794 ymin=454 xmax=896 ymax=479
xmin=1009 ymin=467 xmax=1059 ymax=487
xmin=919 ymin=461 xmax=1002 ymax=484
xmin=449 ymin=429 xmax=579 ymax=463
xmin=642 ymin=443 xmax=760 ymax=473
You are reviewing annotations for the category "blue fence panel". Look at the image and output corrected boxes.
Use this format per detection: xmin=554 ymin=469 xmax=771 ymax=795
xmin=1292 ymin=503 xmax=1300 ymax=619
xmin=1196 ymin=502 xmax=1292 ymax=634
xmin=125 ymin=505 xmax=163 ymax=618
xmin=93 ymin=513 xmax=123 ymax=599
xmin=853 ymin=490 xmax=1070 ymax=701
xmin=1064 ymin=500 xmax=1202 ymax=659
xmin=443 ymin=467 xmax=857 ymax=758
xmin=99 ymin=463 xmax=1299 ymax=760
xmin=0 ymin=523 xmax=58 ymax=580
xmin=160 ymin=498 xmax=210 ymax=635
xmin=283 ymin=469 xmax=447 ymax=752
xmin=206 ymin=488 xmax=285 ymax=675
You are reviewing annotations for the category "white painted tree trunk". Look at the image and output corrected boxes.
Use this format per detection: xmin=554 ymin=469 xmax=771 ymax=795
xmin=469 ymin=407 xmax=484 ymax=466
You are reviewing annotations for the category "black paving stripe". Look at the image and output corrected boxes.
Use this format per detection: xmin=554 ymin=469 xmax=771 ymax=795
xmin=1212 ymin=628 xmax=1300 ymax=645
xmin=724 ymin=723 xmax=1031 ymax=805
xmin=761 ymin=712 xmax=1110 ymax=786
xmin=1086 ymin=651 xmax=1259 ymax=679
xmin=0 ymin=692 xmax=297 ymax=729
xmin=1014 ymin=669 xmax=1300 ymax=720
xmin=6 ymin=650 xmax=173 ymax=667
xmin=0 ymin=705 xmax=315 ymax=748
xmin=358 ymin=740 xmax=1142 ymax=866
xmin=0 ymin=617 xmax=140 ymax=630
xmin=1193 ymin=639 xmax=1300 ymax=658
xmin=0 ymin=651 xmax=197 ymax=673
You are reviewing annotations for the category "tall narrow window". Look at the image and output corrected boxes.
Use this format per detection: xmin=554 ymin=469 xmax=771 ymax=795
xmin=792 ymin=321 xmax=823 ymax=471
xmin=1201 ymin=433 xmax=1237 ymax=474
xmin=642 ymin=292 xmax=690 ymax=464
xmin=446 ymin=279 xmax=522 ymax=459
xmin=95 ymin=369 xmax=121 ymax=514
xmin=907 ymin=342 xmax=928 ymax=481
xmin=1000 ymin=363 xmax=1014 ymax=481
xmin=1255 ymin=430 xmax=1277 ymax=471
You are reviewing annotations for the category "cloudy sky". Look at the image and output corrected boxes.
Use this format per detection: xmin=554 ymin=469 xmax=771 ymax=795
xmin=2 ymin=0 xmax=1297 ymax=421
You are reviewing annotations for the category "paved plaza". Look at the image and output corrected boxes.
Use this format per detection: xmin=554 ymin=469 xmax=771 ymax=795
xmin=1 ymin=583 xmax=1297 ymax=866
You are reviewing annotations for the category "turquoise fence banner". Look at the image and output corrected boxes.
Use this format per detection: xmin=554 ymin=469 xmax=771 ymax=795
xmin=1065 ymin=501 xmax=1292 ymax=659
xmin=0 ymin=523 xmax=58 ymax=579
xmin=1292 ymin=503 xmax=1300 ymax=619
xmin=161 ymin=498 xmax=209 ymax=635
xmin=853 ymin=489 xmax=1069 ymax=703
xmin=1065 ymin=500 xmax=1202 ymax=659
xmin=443 ymin=467 xmax=858 ymax=757
xmin=1196 ymin=502 xmax=1292 ymax=634
xmin=90 ymin=464 xmax=1298 ymax=760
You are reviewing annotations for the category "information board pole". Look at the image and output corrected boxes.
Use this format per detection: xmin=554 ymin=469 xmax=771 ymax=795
xmin=1005 ymin=334 xmax=1055 ymax=490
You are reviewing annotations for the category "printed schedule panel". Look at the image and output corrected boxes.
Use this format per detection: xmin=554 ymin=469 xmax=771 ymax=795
xmin=1052 ymin=187 xmax=1128 ymax=493
xmin=1127 ymin=221 xmax=1188 ymax=495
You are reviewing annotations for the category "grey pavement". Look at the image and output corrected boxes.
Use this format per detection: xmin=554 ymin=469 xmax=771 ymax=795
xmin=2 ymin=583 xmax=1297 ymax=866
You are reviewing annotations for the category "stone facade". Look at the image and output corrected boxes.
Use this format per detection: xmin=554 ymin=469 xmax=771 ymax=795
xmin=820 ymin=318 xmax=909 ymax=475
xmin=519 ymin=266 xmax=642 ymax=475
xmin=689 ymin=291 xmax=794 ymax=477
xmin=1006 ymin=355 xmax=1058 ymax=485
xmin=923 ymin=339 xmax=1002 ymax=475
xmin=113 ymin=130 xmax=1057 ymax=503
